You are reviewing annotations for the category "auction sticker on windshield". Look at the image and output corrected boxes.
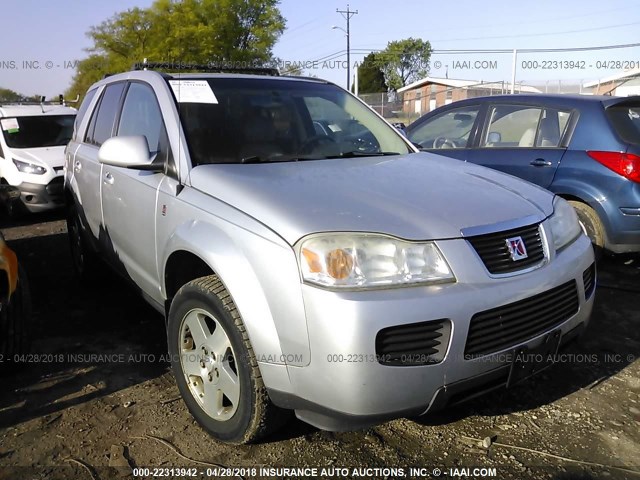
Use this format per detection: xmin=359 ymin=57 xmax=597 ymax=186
xmin=168 ymin=80 xmax=218 ymax=104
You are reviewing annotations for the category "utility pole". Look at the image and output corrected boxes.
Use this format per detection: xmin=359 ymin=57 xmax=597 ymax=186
xmin=336 ymin=4 xmax=358 ymax=91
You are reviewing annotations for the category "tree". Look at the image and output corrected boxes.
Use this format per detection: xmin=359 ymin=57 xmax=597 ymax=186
xmin=377 ymin=38 xmax=431 ymax=91
xmin=66 ymin=0 xmax=286 ymax=101
xmin=0 ymin=88 xmax=42 ymax=103
xmin=355 ymin=53 xmax=386 ymax=93
xmin=0 ymin=88 xmax=25 ymax=102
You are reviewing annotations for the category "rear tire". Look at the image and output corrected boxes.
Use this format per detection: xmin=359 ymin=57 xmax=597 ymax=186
xmin=0 ymin=265 xmax=31 ymax=372
xmin=568 ymin=201 xmax=605 ymax=259
xmin=167 ymin=275 xmax=287 ymax=444
xmin=66 ymin=203 xmax=102 ymax=280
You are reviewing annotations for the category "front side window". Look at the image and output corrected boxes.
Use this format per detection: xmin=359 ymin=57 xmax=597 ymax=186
xmin=408 ymin=106 xmax=480 ymax=149
xmin=172 ymin=78 xmax=411 ymax=165
xmin=1 ymin=115 xmax=75 ymax=149
xmin=118 ymin=83 xmax=165 ymax=152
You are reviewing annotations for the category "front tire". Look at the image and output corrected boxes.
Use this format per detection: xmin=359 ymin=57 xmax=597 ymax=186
xmin=168 ymin=275 xmax=286 ymax=444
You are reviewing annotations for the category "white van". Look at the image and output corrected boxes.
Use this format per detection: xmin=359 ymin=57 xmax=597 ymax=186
xmin=0 ymin=103 xmax=76 ymax=213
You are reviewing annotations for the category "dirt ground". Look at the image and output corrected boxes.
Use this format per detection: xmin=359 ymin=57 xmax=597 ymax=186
xmin=0 ymin=212 xmax=638 ymax=480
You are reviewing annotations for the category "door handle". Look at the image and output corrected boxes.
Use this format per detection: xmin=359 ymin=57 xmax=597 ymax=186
xmin=74 ymin=160 xmax=82 ymax=172
xmin=103 ymin=172 xmax=114 ymax=185
xmin=530 ymin=159 xmax=552 ymax=167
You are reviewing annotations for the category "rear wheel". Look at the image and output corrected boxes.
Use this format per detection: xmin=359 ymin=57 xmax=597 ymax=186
xmin=168 ymin=275 xmax=287 ymax=444
xmin=66 ymin=203 xmax=101 ymax=280
xmin=568 ymin=201 xmax=605 ymax=259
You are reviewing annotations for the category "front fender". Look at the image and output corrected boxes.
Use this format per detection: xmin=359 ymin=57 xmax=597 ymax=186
xmin=160 ymin=219 xmax=310 ymax=370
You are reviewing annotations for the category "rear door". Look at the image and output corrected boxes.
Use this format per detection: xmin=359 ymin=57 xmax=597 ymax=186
xmin=100 ymin=82 xmax=168 ymax=296
xmin=72 ymin=83 xmax=126 ymax=241
xmin=466 ymin=103 xmax=571 ymax=188
xmin=406 ymin=104 xmax=483 ymax=161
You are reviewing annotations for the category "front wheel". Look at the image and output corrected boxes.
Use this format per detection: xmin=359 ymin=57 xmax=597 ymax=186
xmin=167 ymin=275 xmax=287 ymax=444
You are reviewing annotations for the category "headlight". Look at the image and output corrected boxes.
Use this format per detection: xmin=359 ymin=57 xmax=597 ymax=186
xmin=298 ymin=233 xmax=455 ymax=289
xmin=548 ymin=197 xmax=582 ymax=252
xmin=13 ymin=159 xmax=46 ymax=175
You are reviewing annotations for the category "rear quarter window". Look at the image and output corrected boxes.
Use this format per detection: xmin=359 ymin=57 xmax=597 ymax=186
xmin=74 ymin=88 xmax=98 ymax=140
xmin=606 ymin=103 xmax=640 ymax=145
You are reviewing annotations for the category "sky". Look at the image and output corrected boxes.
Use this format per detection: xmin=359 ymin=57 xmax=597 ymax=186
xmin=0 ymin=0 xmax=639 ymax=98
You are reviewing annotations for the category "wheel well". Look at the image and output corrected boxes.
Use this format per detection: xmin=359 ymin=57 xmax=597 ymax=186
xmin=557 ymin=193 xmax=584 ymax=204
xmin=164 ymin=250 xmax=214 ymax=312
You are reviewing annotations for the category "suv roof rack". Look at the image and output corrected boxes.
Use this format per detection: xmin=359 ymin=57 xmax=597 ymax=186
xmin=132 ymin=60 xmax=280 ymax=77
xmin=0 ymin=95 xmax=79 ymax=108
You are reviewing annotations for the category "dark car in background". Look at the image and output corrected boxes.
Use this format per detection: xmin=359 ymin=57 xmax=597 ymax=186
xmin=406 ymin=94 xmax=640 ymax=254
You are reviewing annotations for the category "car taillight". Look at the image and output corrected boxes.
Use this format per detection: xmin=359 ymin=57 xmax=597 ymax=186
xmin=587 ymin=151 xmax=640 ymax=183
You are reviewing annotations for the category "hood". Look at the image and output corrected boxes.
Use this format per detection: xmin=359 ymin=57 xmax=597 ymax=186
xmin=11 ymin=146 xmax=65 ymax=168
xmin=189 ymin=153 xmax=555 ymax=245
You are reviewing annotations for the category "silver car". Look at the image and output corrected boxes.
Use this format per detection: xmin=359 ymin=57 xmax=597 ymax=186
xmin=64 ymin=66 xmax=595 ymax=444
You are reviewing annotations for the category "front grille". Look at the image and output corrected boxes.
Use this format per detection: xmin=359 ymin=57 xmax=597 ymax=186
xmin=46 ymin=177 xmax=64 ymax=196
xmin=467 ymin=223 xmax=545 ymax=275
xmin=376 ymin=319 xmax=450 ymax=366
xmin=465 ymin=280 xmax=579 ymax=357
xmin=583 ymin=263 xmax=596 ymax=299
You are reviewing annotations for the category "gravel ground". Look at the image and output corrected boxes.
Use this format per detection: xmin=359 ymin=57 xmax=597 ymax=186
xmin=0 ymin=212 xmax=638 ymax=480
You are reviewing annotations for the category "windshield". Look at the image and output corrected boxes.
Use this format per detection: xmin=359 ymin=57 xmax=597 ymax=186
xmin=606 ymin=103 xmax=640 ymax=145
xmin=171 ymin=78 xmax=411 ymax=165
xmin=1 ymin=115 xmax=76 ymax=149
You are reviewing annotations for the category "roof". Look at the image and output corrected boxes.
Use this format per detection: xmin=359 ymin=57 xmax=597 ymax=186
xmin=398 ymin=77 xmax=478 ymax=93
xmin=90 ymin=69 xmax=331 ymax=93
xmin=0 ymin=104 xmax=77 ymax=118
xmin=434 ymin=93 xmax=640 ymax=108
xmin=583 ymin=68 xmax=640 ymax=88
xmin=397 ymin=77 xmax=541 ymax=94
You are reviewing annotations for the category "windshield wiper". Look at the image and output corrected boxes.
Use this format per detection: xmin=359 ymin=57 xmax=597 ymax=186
xmin=322 ymin=151 xmax=402 ymax=159
xmin=241 ymin=152 xmax=403 ymax=163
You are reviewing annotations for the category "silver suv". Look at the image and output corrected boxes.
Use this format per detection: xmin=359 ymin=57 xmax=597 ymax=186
xmin=65 ymin=65 xmax=595 ymax=444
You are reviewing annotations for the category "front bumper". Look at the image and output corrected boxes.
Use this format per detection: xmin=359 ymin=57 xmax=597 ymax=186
xmin=17 ymin=176 xmax=65 ymax=212
xmin=267 ymin=232 xmax=595 ymax=431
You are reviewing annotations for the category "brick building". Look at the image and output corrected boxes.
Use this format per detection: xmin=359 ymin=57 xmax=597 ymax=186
xmin=398 ymin=77 xmax=541 ymax=116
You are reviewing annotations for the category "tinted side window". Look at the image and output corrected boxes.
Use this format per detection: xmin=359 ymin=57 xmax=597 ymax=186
xmin=482 ymin=105 xmax=542 ymax=148
xmin=85 ymin=83 xmax=126 ymax=147
xmin=118 ymin=83 xmax=165 ymax=152
xmin=74 ymin=88 xmax=97 ymax=139
xmin=408 ymin=106 xmax=480 ymax=149
xmin=0 ymin=141 xmax=4 ymax=159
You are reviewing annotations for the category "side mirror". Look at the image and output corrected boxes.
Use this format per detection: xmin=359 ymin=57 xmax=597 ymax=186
xmin=392 ymin=122 xmax=407 ymax=137
xmin=98 ymin=136 xmax=163 ymax=171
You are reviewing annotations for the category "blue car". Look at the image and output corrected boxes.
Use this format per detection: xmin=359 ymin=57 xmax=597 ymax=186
xmin=406 ymin=94 xmax=640 ymax=254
